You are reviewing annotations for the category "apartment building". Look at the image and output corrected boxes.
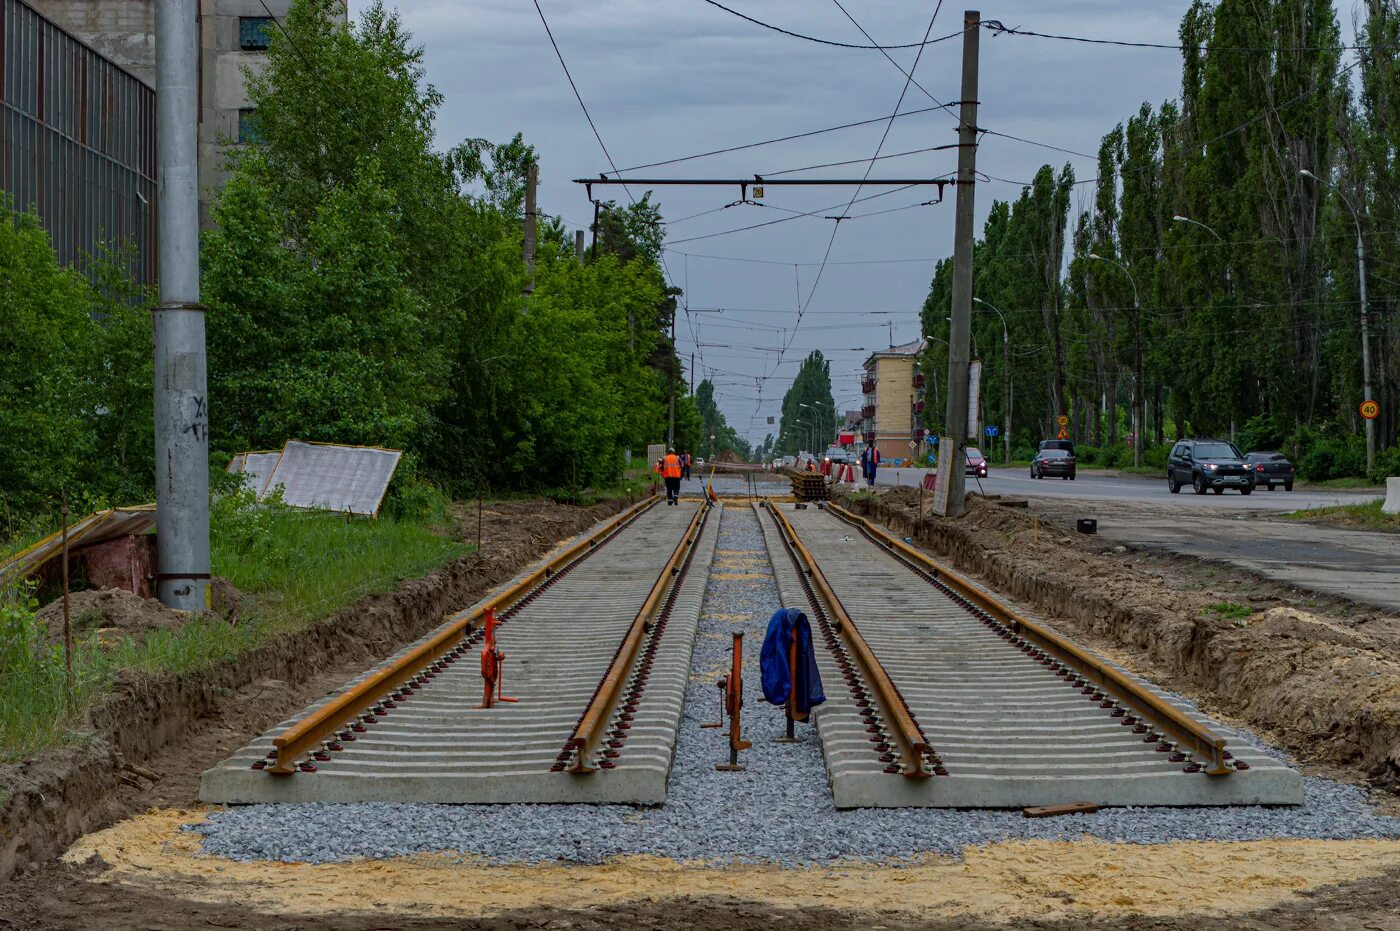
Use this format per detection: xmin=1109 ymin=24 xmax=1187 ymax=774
xmin=25 ymin=0 xmax=342 ymax=227
xmin=861 ymin=338 xmax=928 ymax=464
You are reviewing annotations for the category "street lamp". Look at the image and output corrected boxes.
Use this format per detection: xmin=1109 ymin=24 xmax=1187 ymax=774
xmin=1173 ymin=214 xmax=1238 ymax=443
xmin=1300 ymin=168 xmax=1375 ymax=473
xmin=1088 ymin=253 xmax=1143 ymax=467
xmin=973 ymin=297 xmax=1011 ymax=464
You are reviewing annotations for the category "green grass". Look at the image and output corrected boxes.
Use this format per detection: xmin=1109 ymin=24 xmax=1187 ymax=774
xmin=1284 ymin=498 xmax=1400 ymax=532
xmin=1203 ymin=601 xmax=1253 ymax=620
xmin=1300 ymin=476 xmax=1379 ymax=489
xmin=1 ymin=493 xmax=466 ymax=761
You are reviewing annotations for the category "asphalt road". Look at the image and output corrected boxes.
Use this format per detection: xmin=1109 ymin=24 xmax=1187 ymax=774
xmin=873 ymin=466 xmax=1379 ymax=511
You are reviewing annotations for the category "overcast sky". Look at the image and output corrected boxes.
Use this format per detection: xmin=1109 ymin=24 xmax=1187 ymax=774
xmin=347 ymin=1 xmax=1363 ymax=447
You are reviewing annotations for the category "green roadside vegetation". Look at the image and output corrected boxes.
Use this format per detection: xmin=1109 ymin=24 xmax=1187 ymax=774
xmin=915 ymin=0 xmax=1400 ymax=487
xmin=1284 ymin=499 xmax=1400 ymax=533
xmin=0 ymin=485 xmax=466 ymax=761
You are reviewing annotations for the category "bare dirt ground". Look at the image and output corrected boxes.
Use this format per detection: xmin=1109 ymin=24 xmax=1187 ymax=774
xmin=3 ymin=852 xmax=1399 ymax=930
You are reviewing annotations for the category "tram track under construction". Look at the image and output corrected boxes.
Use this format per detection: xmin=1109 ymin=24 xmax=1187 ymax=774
xmin=200 ymin=493 xmax=1301 ymax=809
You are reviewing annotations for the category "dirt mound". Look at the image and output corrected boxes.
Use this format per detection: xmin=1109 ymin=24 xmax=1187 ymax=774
xmin=835 ymin=486 xmax=1400 ymax=789
xmin=37 ymin=589 xmax=189 ymax=644
xmin=35 ymin=581 xmax=247 ymax=645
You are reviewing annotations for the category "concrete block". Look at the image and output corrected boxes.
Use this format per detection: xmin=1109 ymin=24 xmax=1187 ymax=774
xmin=1383 ymin=477 xmax=1400 ymax=514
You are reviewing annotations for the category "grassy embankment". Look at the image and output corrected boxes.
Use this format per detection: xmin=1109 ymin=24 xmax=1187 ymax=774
xmin=1285 ymin=499 xmax=1400 ymax=532
xmin=0 ymin=489 xmax=467 ymax=761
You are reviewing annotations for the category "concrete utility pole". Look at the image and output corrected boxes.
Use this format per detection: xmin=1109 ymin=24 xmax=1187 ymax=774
xmin=574 ymin=229 xmax=585 ymax=264
xmin=523 ymin=163 xmax=538 ymax=293
xmin=154 ymin=0 xmax=210 ymax=610
xmin=942 ymin=10 xmax=980 ymax=518
xmin=973 ymin=297 xmax=1010 ymax=464
xmin=667 ymin=311 xmax=676 ymax=446
xmin=1300 ymin=170 xmax=1374 ymax=472
xmin=1088 ymin=254 xmax=1142 ymax=467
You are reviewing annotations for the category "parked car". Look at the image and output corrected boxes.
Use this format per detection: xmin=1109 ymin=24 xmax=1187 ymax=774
xmin=1031 ymin=448 xmax=1077 ymax=480
xmin=694 ymin=457 xmax=705 ymax=468
xmin=1244 ymin=451 xmax=1295 ymax=491
xmin=1166 ymin=439 xmax=1254 ymax=495
xmin=965 ymin=447 xmax=989 ymax=478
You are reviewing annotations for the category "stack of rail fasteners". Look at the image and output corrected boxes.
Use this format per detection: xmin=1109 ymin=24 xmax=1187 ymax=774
xmin=791 ymin=471 xmax=829 ymax=502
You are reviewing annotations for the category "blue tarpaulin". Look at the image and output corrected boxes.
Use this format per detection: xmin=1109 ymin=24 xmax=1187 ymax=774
xmin=760 ymin=607 xmax=826 ymax=716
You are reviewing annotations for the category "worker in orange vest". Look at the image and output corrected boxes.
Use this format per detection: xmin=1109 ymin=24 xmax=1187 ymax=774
xmin=655 ymin=447 xmax=683 ymax=505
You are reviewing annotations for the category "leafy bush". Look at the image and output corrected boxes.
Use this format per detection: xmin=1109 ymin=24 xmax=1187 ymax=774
xmin=1368 ymin=446 xmax=1400 ymax=484
xmin=1239 ymin=413 xmax=1289 ymax=453
xmin=1293 ymin=425 xmax=1365 ymax=481
xmin=1143 ymin=443 xmax=1170 ymax=468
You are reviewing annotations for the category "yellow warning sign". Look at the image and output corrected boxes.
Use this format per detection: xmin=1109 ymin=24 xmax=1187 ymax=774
xmin=1056 ymin=427 xmax=1069 ymax=440
xmin=1056 ymin=415 xmax=1069 ymax=427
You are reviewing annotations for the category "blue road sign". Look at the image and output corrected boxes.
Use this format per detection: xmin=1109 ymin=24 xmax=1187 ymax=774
xmin=985 ymin=425 xmax=999 ymax=437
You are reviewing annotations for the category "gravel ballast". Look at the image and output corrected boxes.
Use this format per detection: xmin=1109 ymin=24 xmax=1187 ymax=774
xmin=194 ymin=506 xmax=1400 ymax=866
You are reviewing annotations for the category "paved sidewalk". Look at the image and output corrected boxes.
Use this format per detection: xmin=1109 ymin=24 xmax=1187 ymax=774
xmin=1035 ymin=500 xmax=1400 ymax=611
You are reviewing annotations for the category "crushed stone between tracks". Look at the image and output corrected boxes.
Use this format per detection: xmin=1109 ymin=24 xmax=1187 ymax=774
xmin=193 ymin=505 xmax=1400 ymax=866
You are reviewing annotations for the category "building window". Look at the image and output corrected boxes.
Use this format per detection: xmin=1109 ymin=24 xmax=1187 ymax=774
xmin=238 ymin=109 xmax=262 ymax=144
xmin=239 ymin=17 xmax=276 ymax=51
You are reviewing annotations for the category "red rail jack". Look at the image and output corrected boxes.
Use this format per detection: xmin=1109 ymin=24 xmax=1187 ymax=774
xmin=703 ymin=631 xmax=751 ymax=771
xmin=477 ymin=607 xmax=518 ymax=709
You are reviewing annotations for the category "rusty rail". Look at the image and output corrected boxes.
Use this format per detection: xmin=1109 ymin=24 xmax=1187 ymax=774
xmin=764 ymin=500 xmax=931 ymax=778
xmin=825 ymin=502 xmax=1233 ymax=776
xmin=267 ymin=495 xmax=662 ymax=774
xmin=568 ymin=501 xmax=710 ymax=773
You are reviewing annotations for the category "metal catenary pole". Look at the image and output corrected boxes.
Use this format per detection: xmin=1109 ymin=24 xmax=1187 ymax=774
xmin=154 ymin=0 xmax=210 ymax=610
xmin=942 ymin=10 xmax=980 ymax=518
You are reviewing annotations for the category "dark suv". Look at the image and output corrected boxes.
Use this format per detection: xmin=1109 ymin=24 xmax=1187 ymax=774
xmin=1167 ymin=439 xmax=1254 ymax=495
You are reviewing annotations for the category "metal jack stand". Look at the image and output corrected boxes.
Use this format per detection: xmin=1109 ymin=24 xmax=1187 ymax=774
xmin=706 ymin=631 xmax=751 ymax=771
xmin=477 ymin=608 xmax=518 ymax=709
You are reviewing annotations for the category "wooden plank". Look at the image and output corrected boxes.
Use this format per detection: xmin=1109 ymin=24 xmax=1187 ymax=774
xmin=1023 ymin=801 xmax=1101 ymax=819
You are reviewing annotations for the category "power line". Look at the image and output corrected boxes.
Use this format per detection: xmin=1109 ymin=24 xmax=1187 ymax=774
xmin=763 ymin=143 xmax=964 ymax=177
xmin=782 ymin=1 xmax=946 ymax=369
xmin=664 ymin=184 xmax=918 ymax=245
xmin=532 ymin=0 xmax=623 ymax=182
xmin=608 ymin=104 xmax=954 ymax=175
xmin=698 ymin=0 xmax=964 ymax=51
xmin=982 ymin=20 xmax=1387 ymax=54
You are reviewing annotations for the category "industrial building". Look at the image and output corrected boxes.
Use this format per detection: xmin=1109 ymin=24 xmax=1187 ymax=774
xmin=1 ymin=0 xmax=157 ymax=283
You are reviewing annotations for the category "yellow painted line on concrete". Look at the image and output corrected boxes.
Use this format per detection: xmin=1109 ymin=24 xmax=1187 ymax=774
xmin=63 ymin=810 xmax=1400 ymax=923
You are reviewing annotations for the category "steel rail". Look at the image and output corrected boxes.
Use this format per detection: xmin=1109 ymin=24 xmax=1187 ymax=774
xmin=568 ymin=502 xmax=711 ymax=772
xmin=764 ymin=500 xmax=931 ymax=778
xmin=567 ymin=501 xmax=711 ymax=773
xmin=267 ymin=495 xmax=663 ymax=774
xmin=825 ymin=502 xmax=1234 ymax=776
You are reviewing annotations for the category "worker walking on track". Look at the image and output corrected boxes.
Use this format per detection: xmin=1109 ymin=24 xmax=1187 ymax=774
xmin=682 ymin=451 xmax=692 ymax=481
xmin=656 ymin=447 xmax=683 ymax=505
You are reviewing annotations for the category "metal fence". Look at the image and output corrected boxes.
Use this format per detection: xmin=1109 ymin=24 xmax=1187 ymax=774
xmin=1 ymin=0 xmax=156 ymax=285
